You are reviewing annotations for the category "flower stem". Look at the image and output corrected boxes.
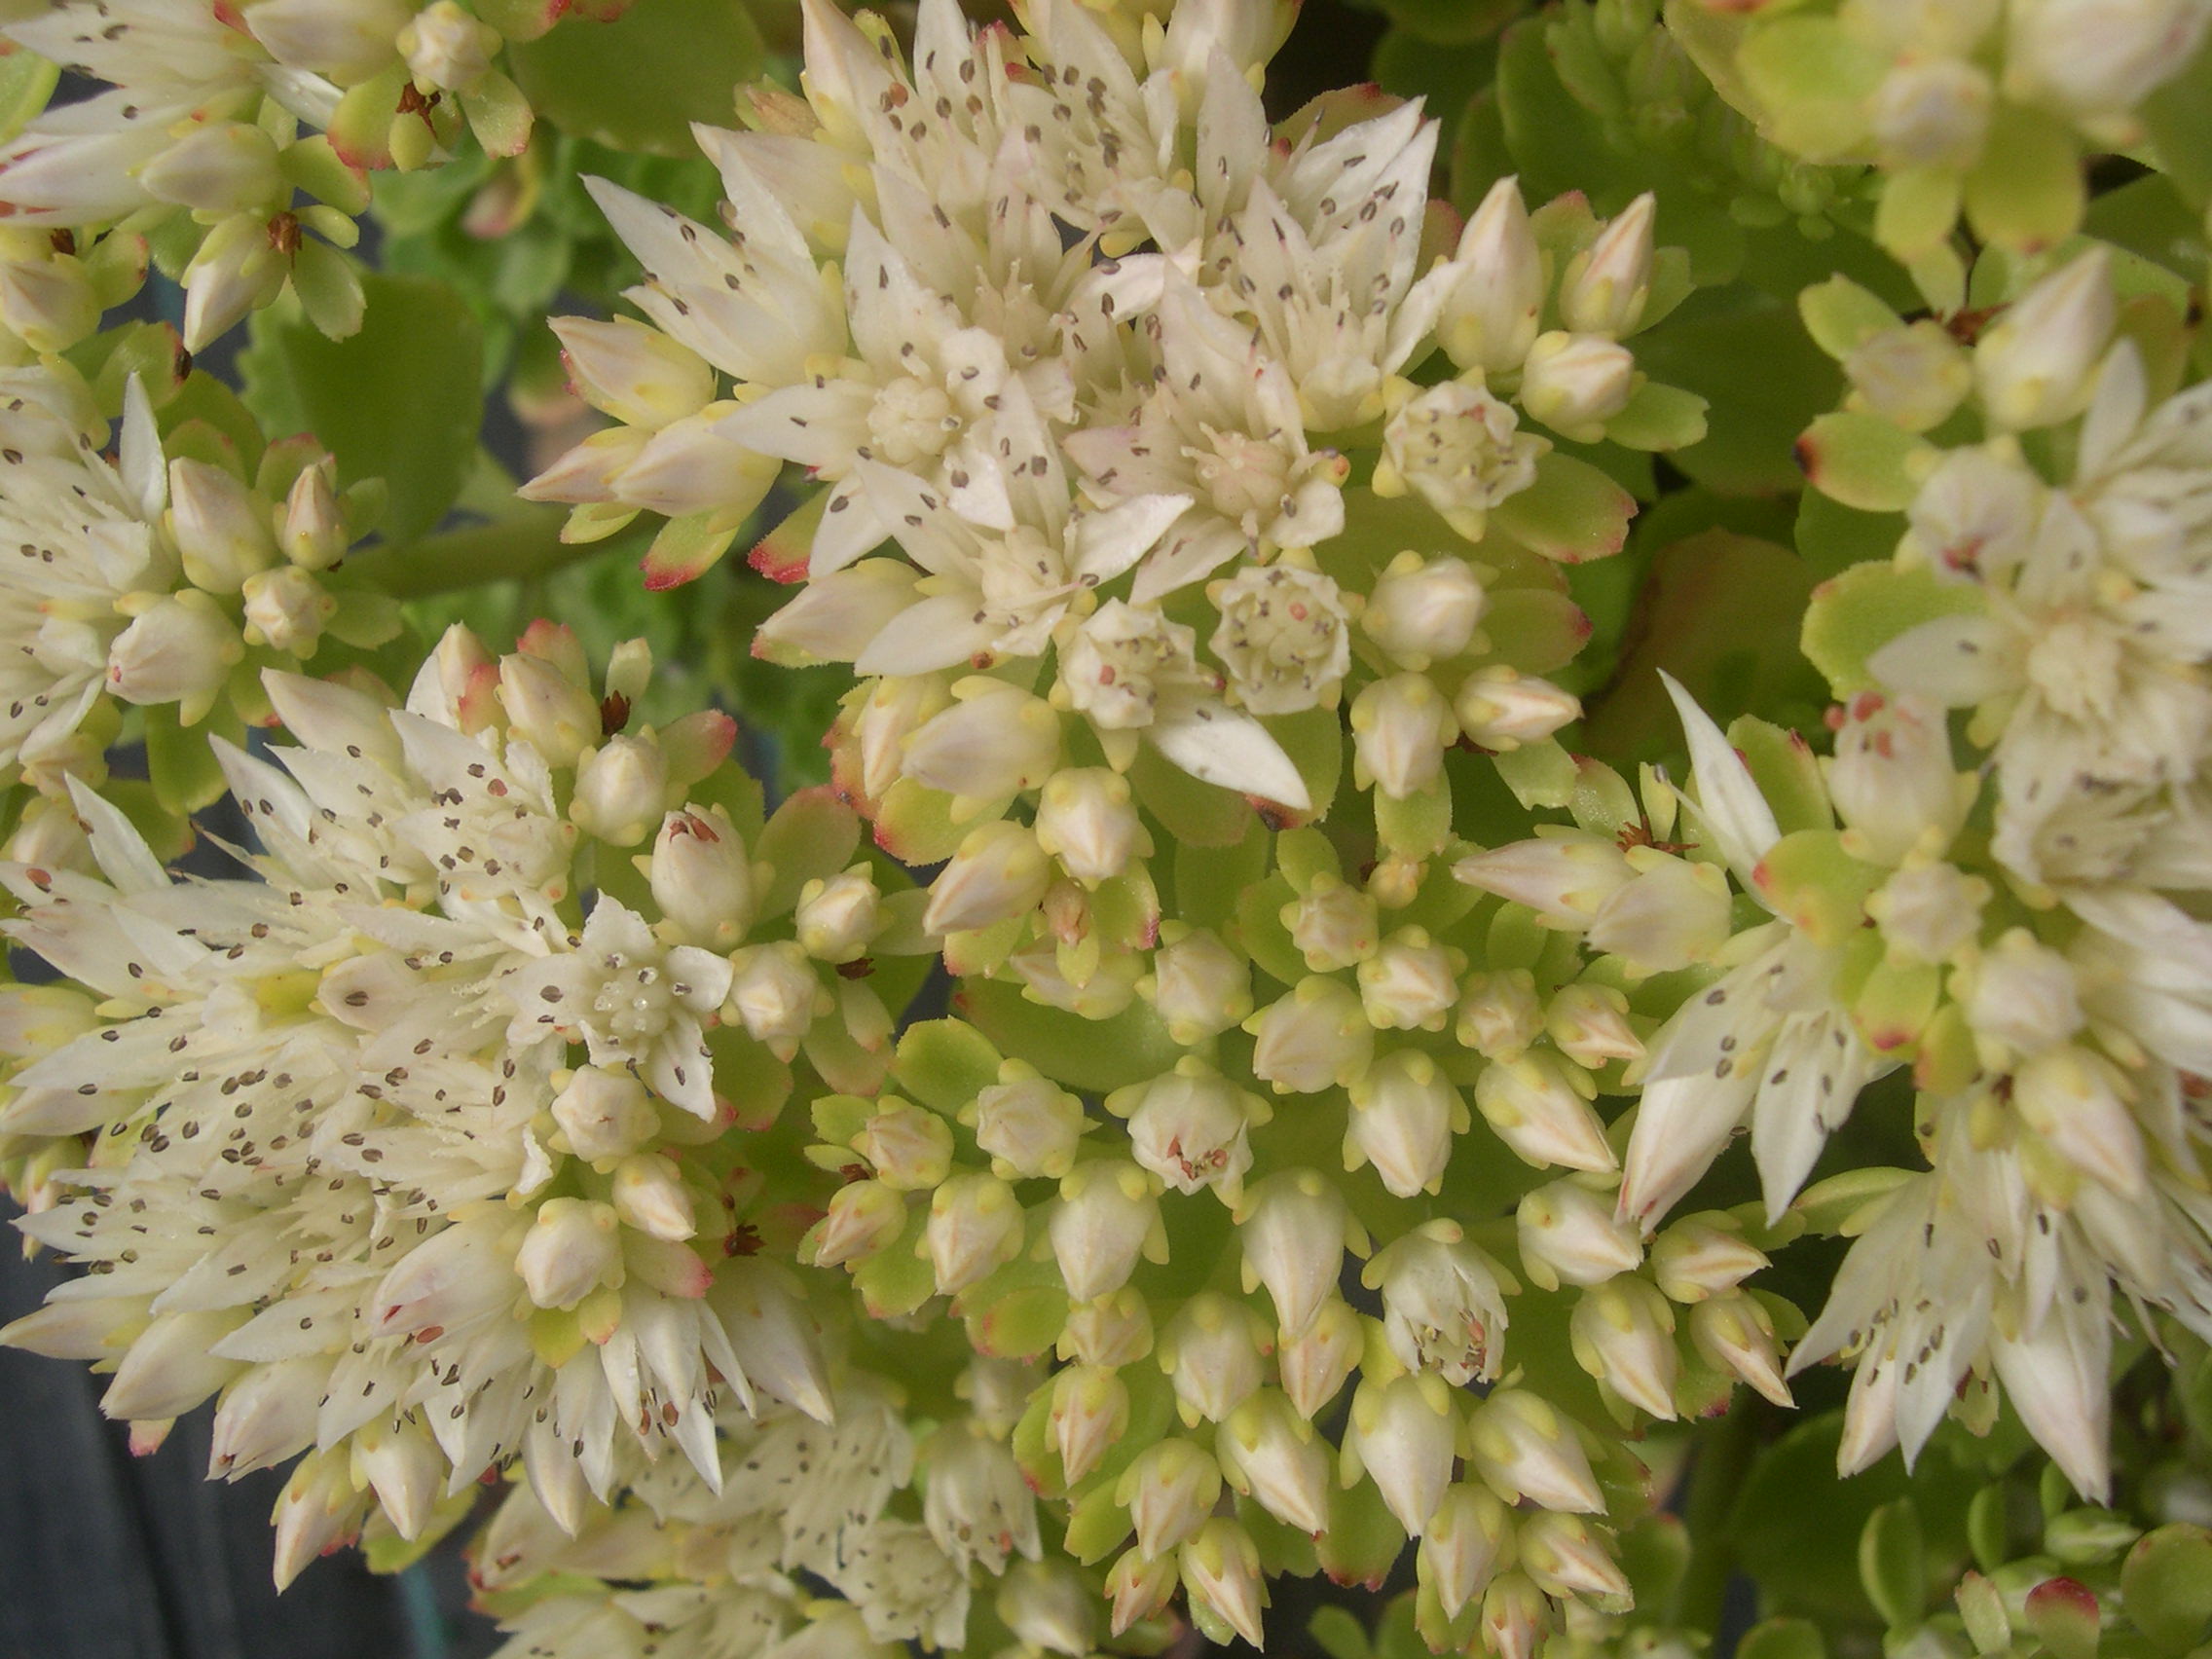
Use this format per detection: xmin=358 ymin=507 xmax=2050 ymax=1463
xmin=359 ymin=507 xmax=609 ymax=599
xmin=1673 ymin=1397 xmax=1763 ymax=1631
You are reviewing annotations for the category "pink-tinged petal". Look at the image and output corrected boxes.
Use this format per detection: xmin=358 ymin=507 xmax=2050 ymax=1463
xmin=618 ymin=417 xmax=779 ymax=520
xmin=854 ymin=595 xmax=1001 ymax=677
xmin=1661 ymin=670 xmax=1781 ymax=885
xmin=1149 ymin=695 xmax=1309 ymax=813
xmin=1864 ymin=610 xmax=2017 ymax=707
xmin=1130 ymin=516 xmax=1247 ymax=605
xmin=755 ymin=561 xmax=922 ymax=666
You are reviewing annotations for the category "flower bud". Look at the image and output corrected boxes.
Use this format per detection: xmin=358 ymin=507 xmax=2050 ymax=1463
xmin=971 ymin=1066 xmax=1088 ymax=1179
xmin=1456 ymin=668 xmax=1583 ymax=751
xmin=1218 ymin=1390 xmax=1330 ymax=1536
xmin=1346 ymin=1050 xmax=1464 ymax=1198
xmin=649 ymin=806 xmax=757 ymax=947
xmin=1161 ymin=1293 xmax=1270 ymax=1425
xmin=1238 ymin=1170 xmax=1361 ymax=1340
xmin=1060 ymin=1288 xmax=1154 ymax=1368
xmin=1105 ymin=1548 xmax=1178 ymax=1636
xmin=106 ymin=590 xmax=241 ymax=719
xmin=795 ymin=865 xmax=882 ymax=962
xmin=1358 ymin=929 xmax=1460 ymax=1031
xmin=168 ymin=459 xmax=276 ymax=595
xmin=552 ymin=316 xmax=713 ymax=428
xmin=1361 ymin=552 xmax=1488 ymax=669
xmin=1143 ymin=927 xmax=1253 ymax=1045
xmin=1520 ymin=331 xmax=1637 ymax=440
xmin=1346 ymin=1372 xmax=1459 ymax=1537
xmin=0 ymin=254 xmax=97 ymax=353
xmin=610 ymin=1152 xmax=696 ymax=1241
xmin=1051 ymin=1161 xmax=1161 ymax=1303
xmin=1456 ymin=834 xmax=1631 ymax=926
xmin=1466 ymin=1389 xmax=1604 ymax=1514
xmin=1828 ymin=691 xmax=1966 ymax=864
xmin=181 ymin=214 xmax=284 ymax=353
xmin=1118 ymin=1438 xmax=1222 ymax=1558
xmin=724 ymin=940 xmax=822 ymax=1058
xmin=1249 ymin=977 xmax=1373 ymax=1094
xmin=1351 ymin=673 xmax=1456 ymax=799
xmin=1369 ymin=1222 xmax=1510 ymax=1385
xmin=1277 ymin=1296 xmax=1364 ymax=1419
xmin=1483 ymin=1571 xmax=1553 ymax=1659
xmin=498 ymin=651 xmax=599 ymax=767
xmin=924 ymin=820 xmax=1051 ymax=935
xmin=1518 ymin=1179 xmax=1643 ymax=1290
xmin=807 ymin=1178 xmax=907 ymax=1267
xmin=2006 ymin=0 xmax=2210 ymax=118
xmin=1119 ymin=1065 xmax=1264 ymax=1197
xmin=271 ymin=1453 xmax=366 ymax=1593
xmin=570 ymin=735 xmax=668 ymax=846
xmin=1689 ymin=1292 xmax=1794 ymax=1407
xmin=998 ymin=1561 xmax=1098 ymax=1658
xmin=1867 ymin=861 xmax=1988 ymax=965
xmin=2013 ymin=1045 xmax=2147 ymax=1198
xmin=1846 ymin=319 xmax=1975 ymax=430
xmin=240 ymin=566 xmax=335 ymax=656
xmin=1284 ymin=874 xmax=1380 ymax=973
xmin=1457 ymin=969 xmax=1546 ymax=1060
xmin=1961 ymin=928 xmax=2083 ymax=1062
xmin=902 ymin=680 xmax=1061 ymax=803
xmin=1586 ymin=855 xmax=1735 ymax=974
xmin=551 ymin=1065 xmax=658 ymax=1163
xmin=1442 ymin=177 xmax=1545 ymax=373
xmin=1034 ymin=766 xmax=1148 ymax=884
xmin=1545 ymin=982 xmax=1643 ymax=1069
xmin=1475 ymin=1052 xmax=1616 ymax=1172
xmin=1560 ymin=193 xmax=1656 ymax=336
xmin=400 ymin=0 xmax=498 ymax=91
xmin=923 ymin=1422 xmax=1040 ymax=1574
xmin=962 ymin=1356 xmax=1039 ymax=1441
xmin=925 ymin=1172 xmax=1025 ymax=1295
xmin=1180 ymin=1518 xmax=1267 ymax=1648
xmin=1569 ymin=1277 xmax=1679 ymax=1419
xmin=139 ymin=124 xmax=283 ymax=214
xmin=853 ymin=1099 xmax=954 ymax=1190
xmin=1975 ymin=248 xmax=2115 ymax=430
xmin=1521 ymin=1511 xmax=1632 ymax=1606
xmin=1421 ymin=1484 xmax=1512 ymax=1617
xmin=516 ymin=1198 xmax=622 ymax=1309
xmin=1051 ymin=1364 xmax=1130 ymax=1485
xmin=353 ymin=1417 xmax=444 ymax=1542
xmin=1649 ymin=1216 xmax=1768 ymax=1303
xmin=206 ymin=1356 xmax=320 ymax=1479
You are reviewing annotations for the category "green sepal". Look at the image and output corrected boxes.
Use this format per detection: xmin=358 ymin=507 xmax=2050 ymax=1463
xmin=1962 ymin=103 xmax=2084 ymax=255
xmin=1482 ymin=586 xmax=1593 ymax=676
xmin=1736 ymin=17 xmax=1882 ymax=161
xmin=892 ymin=1019 xmax=1004 ymax=1117
xmin=1309 ymin=1605 xmax=1374 ymax=1659
xmin=1798 ymin=276 xmax=1902 ymax=361
xmin=755 ymin=786 xmax=860 ymax=917
xmin=1795 ymin=412 xmax=1932 ymax=513
xmin=0 ymin=44 xmax=57 ymax=146
xmin=1490 ymin=452 xmax=1638 ymax=566
xmin=809 ymin=1091 xmax=873 ymax=1148
xmin=870 ymin=778 xmax=969 ymax=867
xmin=329 ymin=64 xmax=409 ymax=171
xmin=2044 ymin=1507 xmax=2141 ymax=1567
xmin=1604 ymin=381 xmax=1710 ymax=453
xmin=1727 ymin=714 xmax=1831 ymax=837
xmin=1736 ymin=1617 xmax=1827 ymax=1659
xmin=1800 ymin=561 xmax=1984 ymax=697
xmin=1316 ymin=1470 xmax=1409 ymax=1591
xmin=1749 ymin=830 xmax=1880 ymax=948
xmin=1376 ymin=778 xmax=1452 ymax=860
xmin=279 ymin=134 xmax=372 ymax=216
xmin=852 ymin=1205 xmax=932 ymax=1318
xmin=1967 ymin=1483 xmax=2014 ymax=1574
xmin=359 ymin=1487 xmax=476 ymax=1575
xmin=958 ymin=977 xmax=1182 ymax=1094
xmin=1062 ymin=1482 xmax=1133 ymax=1565
xmin=1859 ymin=1498 xmax=1926 ymax=1632
xmin=1493 ymin=739 xmax=1577 ymax=809
xmin=508 ymin=0 xmax=767 ymax=156
xmin=1792 ymin=1166 xmax=1915 ymax=1238
xmin=1276 ymin=827 xmax=1340 ymax=894
xmin=1875 ymin=166 xmax=1962 ymax=263
xmin=1233 ymin=872 xmax=1309 ymax=989
xmin=147 ymin=700 xmax=243 ymax=815
xmin=2120 ymin=1524 xmax=2212 ymax=1654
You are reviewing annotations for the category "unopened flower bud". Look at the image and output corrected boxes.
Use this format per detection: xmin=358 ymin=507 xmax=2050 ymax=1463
xmin=498 ymin=652 xmax=599 ymax=767
xmin=1347 ymin=1372 xmax=1459 ymax=1537
xmin=1034 ymin=766 xmax=1148 ymax=884
xmin=795 ymin=864 xmax=882 ymax=962
xmin=516 ymin=1198 xmax=622 ymax=1309
xmin=106 ymin=590 xmax=241 ymax=718
xmin=1545 ymin=982 xmax=1643 ymax=1069
xmin=271 ymin=1453 xmax=365 ymax=1593
xmin=1421 ymin=1484 xmax=1512 ymax=1617
xmin=169 ymin=459 xmax=276 ymax=595
xmin=1869 ymin=57 xmax=1992 ymax=171
xmin=1457 ymin=969 xmax=1545 ymax=1059
xmin=2006 ymin=0 xmax=2210 ymax=118
xmin=1238 ymin=1170 xmax=1361 ymax=1340
xmin=1975 ymin=248 xmax=2115 ymax=430
xmin=1144 ymin=927 xmax=1253 ymax=1044
xmin=1868 ymin=861 xmax=1988 ymax=965
xmin=0 ymin=255 xmax=96 ymax=353
xmin=853 ymin=1099 xmax=954 ymax=1190
xmin=724 ymin=940 xmax=822 ymax=1057
xmin=353 ymin=1417 xmax=444 ymax=1542
xmin=1346 ymin=1050 xmax=1464 ymax=1198
xmin=1475 ymin=1052 xmax=1616 ymax=1172
xmin=1689 ymin=1291 xmax=1794 ymax=1407
xmin=1846 ymin=320 xmax=1974 ymax=430
xmin=1466 ymin=1389 xmax=1604 ymax=1513
xmin=2014 ymin=1044 xmax=2148 ymax=1198
xmin=552 ymin=316 xmax=712 ymax=428
xmin=550 ymin=1064 xmax=658 ymax=1163
xmin=1962 ymin=928 xmax=2083 ymax=1062
xmin=1179 ymin=1518 xmax=1267 ymax=1648
xmin=924 ymin=820 xmax=1051 ymax=935
xmin=650 ymin=806 xmax=757 ymax=947
xmin=903 ymin=680 xmax=1061 ymax=804
xmin=1051 ymin=1161 xmax=1161 ymax=1303
xmin=1351 ymin=672 xmax=1455 ymax=799
xmin=807 ymin=1178 xmax=907 ymax=1267
xmin=1118 ymin=1438 xmax=1221 ymax=1558
xmin=1218 ymin=1390 xmax=1330 ymax=1535
xmin=570 ymin=735 xmax=668 ymax=846
xmin=1442 ymin=177 xmax=1545 ymax=374
xmin=1456 ymin=668 xmax=1582 ymax=751
xmin=1285 ymin=875 xmax=1380 ymax=972
xmin=1277 ymin=1296 xmax=1364 ymax=1419
xmin=1570 ymin=1277 xmax=1679 ymax=1419
xmin=139 ymin=123 xmax=283 ymax=214
xmin=1161 ymin=1293 xmax=1270 ymax=1425
xmin=1649 ymin=1216 xmax=1768 ymax=1303
xmin=240 ymin=565 xmax=335 ymax=655
xmin=1369 ymin=1222 xmax=1511 ymax=1385
xmin=971 ymin=1065 xmax=1088 ymax=1179
xmin=1249 ymin=977 xmax=1373 ymax=1093
xmin=926 ymin=1172 xmax=1025 ymax=1295
xmin=998 ymin=1561 xmax=1097 ymax=1658
xmin=1586 ymin=854 xmax=1734 ymax=974
xmin=1560 ymin=193 xmax=1656 ymax=336
xmin=1518 ymin=1179 xmax=1642 ymax=1290
xmin=1060 ymin=1287 xmax=1154 ymax=1368
xmin=1456 ymin=833 xmax=1631 ymax=926
xmin=1521 ymin=1511 xmax=1632 ymax=1605
xmin=206 ymin=1356 xmax=320 ymax=1480
xmin=400 ymin=0 xmax=498 ymax=91
xmin=1828 ymin=691 xmax=1966 ymax=863
xmin=1119 ymin=1065 xmax=1263 ymax=1197
xmin=1358 ymin=929 xmax=1460 ymax=1031
xmin=606 ymin=1152 xmax=693 ymax=1241
xmin=1521 ymin=331 xmax=1637 ymax=440
xmin=1362 ymin=551 xmax=1488 ymax=669
xmin=1051 ymin=1364 xmax=1130 ymax=1485
xmin=1105 ymin=1548 xmax=1178 ymax=1636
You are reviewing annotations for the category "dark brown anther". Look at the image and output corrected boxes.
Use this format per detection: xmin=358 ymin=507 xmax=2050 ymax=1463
xmin=600 ymin=690 xmax=631 ymax=736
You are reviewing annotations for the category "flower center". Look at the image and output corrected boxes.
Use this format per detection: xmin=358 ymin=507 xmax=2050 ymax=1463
xmin=2025 ymin=613 xmax=2122 ymax=722
xmin=866 ymin=375 xmax=958 ymax=468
